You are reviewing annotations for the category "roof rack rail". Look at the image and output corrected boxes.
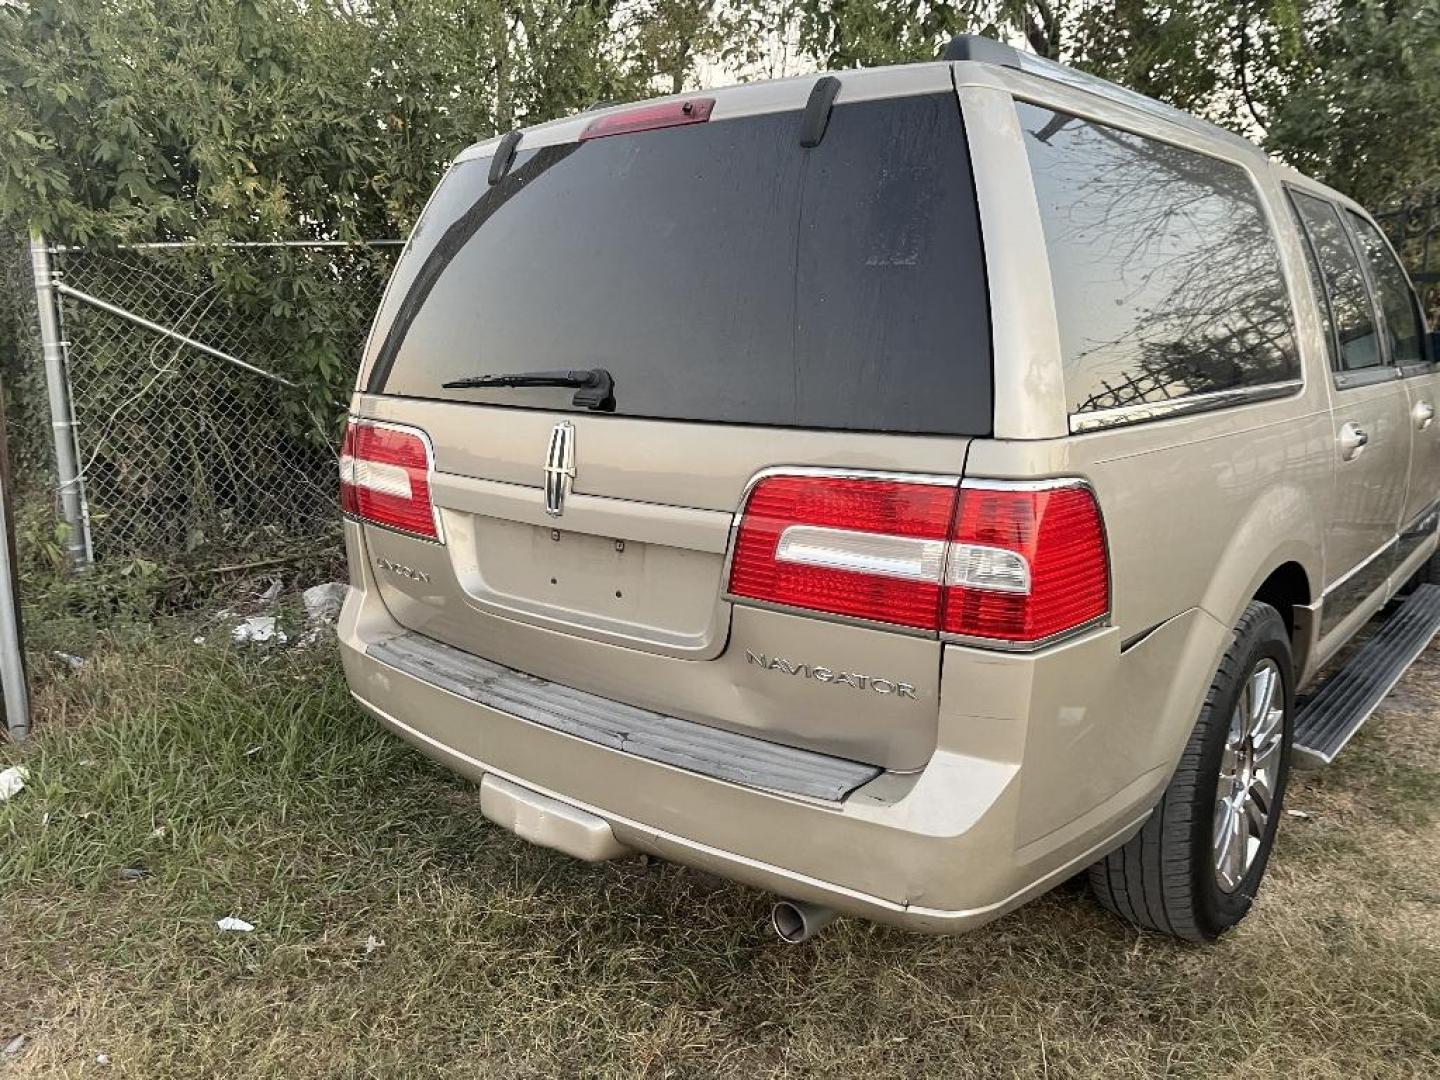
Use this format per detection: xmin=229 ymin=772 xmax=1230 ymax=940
xmin=941 ymin=34 xmax=1258 ymax=157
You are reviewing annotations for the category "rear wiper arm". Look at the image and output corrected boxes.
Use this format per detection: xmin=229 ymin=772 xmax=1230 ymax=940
xmin=441 ymin=367 xmax=615 ymax=411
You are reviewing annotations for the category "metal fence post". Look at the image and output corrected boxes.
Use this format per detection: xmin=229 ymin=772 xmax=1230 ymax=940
xmin=0 ymin=386 xmax=29 ymax=741
xmin=29 ymin=232 xmax=92 ymax=570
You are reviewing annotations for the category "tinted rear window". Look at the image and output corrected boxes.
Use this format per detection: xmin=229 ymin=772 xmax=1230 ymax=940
xmin=367 ymin=93 xmax=992 ymax=435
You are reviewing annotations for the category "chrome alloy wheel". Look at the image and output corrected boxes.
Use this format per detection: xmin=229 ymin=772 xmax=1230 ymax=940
xmin=1213 ymin=657 xmax=1285 ymax=893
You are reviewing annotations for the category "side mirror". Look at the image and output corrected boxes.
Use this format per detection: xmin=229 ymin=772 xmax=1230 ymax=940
xmin=1429 ymin=329 xmax=1440 ymax=365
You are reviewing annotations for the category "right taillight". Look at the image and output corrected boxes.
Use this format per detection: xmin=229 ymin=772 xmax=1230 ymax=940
xmin=727 ymin=473 xmax=1108 ymax=648
xmin=941 ymin=483 xmax=1109 ymax=643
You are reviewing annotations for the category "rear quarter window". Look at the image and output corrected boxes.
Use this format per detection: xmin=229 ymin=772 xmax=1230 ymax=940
xmin=1017 ymin=103 xmax=1300 ymax=420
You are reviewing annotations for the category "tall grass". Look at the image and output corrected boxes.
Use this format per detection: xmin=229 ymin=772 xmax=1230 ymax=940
xmin=2 ymin=632 xmax=1437 ymax=1078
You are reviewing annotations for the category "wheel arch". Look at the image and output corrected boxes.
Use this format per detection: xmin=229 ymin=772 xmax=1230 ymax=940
xmin=1249 ymin=560 xmax=1316 ymax=683
xmin=1198 ymin=480 xmax=1322 ymax=685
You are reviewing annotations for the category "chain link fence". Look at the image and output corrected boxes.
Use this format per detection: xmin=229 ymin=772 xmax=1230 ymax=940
xmin=34 ymin=241 xmax=398 ymax=563
xmin=3 ymin=199 xmax=1438 ymax=580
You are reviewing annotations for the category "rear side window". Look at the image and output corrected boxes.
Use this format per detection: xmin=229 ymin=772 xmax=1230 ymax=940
xmin=1347 ymin=211 xmax=1427 ymax=368
xmin=367 ymin=93 xmax=992 ymax=436
xmin=1289 ymin=192 xmax=1384 ymax=373
xmin=1017 ymin=104 xmax=1299 ymax=418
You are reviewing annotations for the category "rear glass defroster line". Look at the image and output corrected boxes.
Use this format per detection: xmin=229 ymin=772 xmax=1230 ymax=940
xmin=365 ymin=143 xmax=581 ymax=395
xmin=798 ymin=76 xmax=841 ymax=148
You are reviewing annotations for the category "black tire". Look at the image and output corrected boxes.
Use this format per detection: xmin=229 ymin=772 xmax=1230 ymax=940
xmin=1088 ymin=601 xmax=1293 ymax=942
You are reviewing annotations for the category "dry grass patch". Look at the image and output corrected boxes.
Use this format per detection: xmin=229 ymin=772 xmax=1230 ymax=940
xmin=1 ymin=628 xmax=1437 ymax=1078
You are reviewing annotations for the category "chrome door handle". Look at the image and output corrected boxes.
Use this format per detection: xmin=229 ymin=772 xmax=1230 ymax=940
xmin=1339 ymin=421 xmax=1369 ymax=461
xmin=1414 ymin=401 xmax=1435 ymax=430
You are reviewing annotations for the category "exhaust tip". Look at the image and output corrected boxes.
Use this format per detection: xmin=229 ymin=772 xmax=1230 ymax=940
xmin=771 ymin=899 xmax=836 ymax=944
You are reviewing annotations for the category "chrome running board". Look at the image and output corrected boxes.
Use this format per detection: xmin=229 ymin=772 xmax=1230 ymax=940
xmin=1293 ymin=584 xmax=1440 ymax=767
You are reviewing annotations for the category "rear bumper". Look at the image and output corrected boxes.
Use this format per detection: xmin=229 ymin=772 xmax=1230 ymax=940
xmin=353 ymin=690 xmax=1147 ymax=931
xmin=338 ymin=526 xmax=1229 ymax=933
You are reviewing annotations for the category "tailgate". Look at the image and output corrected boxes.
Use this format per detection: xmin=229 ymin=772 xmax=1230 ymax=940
xmin=348 ymin=66 xmax=991 ymax=772
xmin=354 ymin=398 xmax=971 ymax=771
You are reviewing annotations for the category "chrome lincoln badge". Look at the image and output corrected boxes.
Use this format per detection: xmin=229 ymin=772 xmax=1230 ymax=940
xmin=543 ymin=421 xmax=576 ymax=517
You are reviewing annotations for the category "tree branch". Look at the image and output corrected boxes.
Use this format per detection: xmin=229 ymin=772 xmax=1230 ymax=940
xmin=1233 ymin=11 xmax=1269 ymax=132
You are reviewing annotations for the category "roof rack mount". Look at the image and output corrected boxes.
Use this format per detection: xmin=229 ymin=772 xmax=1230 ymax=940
xmin=941 ymin=34 xmax=1258 ymax=156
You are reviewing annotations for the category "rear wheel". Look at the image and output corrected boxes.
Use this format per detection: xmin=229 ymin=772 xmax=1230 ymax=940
xmin=1088 ymin=601 xmax=1292 ymax=941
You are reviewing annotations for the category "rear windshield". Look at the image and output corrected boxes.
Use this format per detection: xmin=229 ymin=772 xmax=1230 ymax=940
xmin=366 ymin=93 xmax=992 ymax=435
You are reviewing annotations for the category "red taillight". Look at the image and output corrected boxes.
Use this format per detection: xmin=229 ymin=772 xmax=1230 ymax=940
xmin=941 ymin=485 xmax=1108 ymax=642
xmin=339 ymin=419 xmax=441 ymax=541
xmin=729 ymin=475 xmax=957 ymax=630
xmin=726 ymin=474 xmax=1108 ymax=647
xmin=579 ymin=98 xmax=715 ymax=141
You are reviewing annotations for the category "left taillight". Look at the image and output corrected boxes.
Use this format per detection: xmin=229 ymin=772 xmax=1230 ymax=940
xmin=339 ymin=418 xmax=441 ymax=542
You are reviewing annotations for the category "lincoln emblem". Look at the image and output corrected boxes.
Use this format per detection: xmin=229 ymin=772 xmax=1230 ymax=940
xmin=543 ymin=421 xmax=576 ymax=517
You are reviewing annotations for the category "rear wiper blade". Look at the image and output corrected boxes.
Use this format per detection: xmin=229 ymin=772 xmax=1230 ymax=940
xmin=441 ymin=367 xmax=615 ymax=411
xmin=442 ymin=368 xmax=594 ymax=389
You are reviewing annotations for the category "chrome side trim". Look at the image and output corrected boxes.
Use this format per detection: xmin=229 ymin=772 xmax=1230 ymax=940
xmin=1394 ymin=500 xmax=1440 ymax=574
xmin=1068 ymin=380 xmax=1304 ymax=434
xmin=1320 ymin=499 xmax=1439 ymax=604
xmin=1400 ymin=498 xmax=1440 ymax=539
xmin=1323 ymin=535 xmax=1398 ymax=599
xmin=1319 ymin=534 xmax=1397 ymax=638
xmin=1333 ymin=366 xmax=1402 ymax=391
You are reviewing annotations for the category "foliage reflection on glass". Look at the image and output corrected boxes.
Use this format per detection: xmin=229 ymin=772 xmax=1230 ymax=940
xmin=1019 ymin=104 xmax=1301 ymax=415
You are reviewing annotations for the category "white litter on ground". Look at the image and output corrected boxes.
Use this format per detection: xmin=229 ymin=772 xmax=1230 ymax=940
xmin=3 ymin=1035 xmax=26 ymax=1056
xmin=231 ymin=616 xmax=287 ymax=646
xmin=0 ymin=766 xmax=28 ymax=802
xmin=364 ymin=934 xmax=385 ymax=955
xmin=216 ymin=916 xmax=255 ymax=933
xmin=302 ymin=582 xmax=348 ymax=625
xmin=1285 ymin=808 xmax=1312 ymax=820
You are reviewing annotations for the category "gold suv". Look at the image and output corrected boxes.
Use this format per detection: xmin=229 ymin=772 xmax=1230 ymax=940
xmin=336 ymin=36 xmax=1440 ymax=942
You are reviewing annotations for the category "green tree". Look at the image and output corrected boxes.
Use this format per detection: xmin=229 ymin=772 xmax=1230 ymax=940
xmin=1250 ymin=1 xmax=1440 ymax=209
xmin=0 ymin=0 xmax=658 ymax=430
